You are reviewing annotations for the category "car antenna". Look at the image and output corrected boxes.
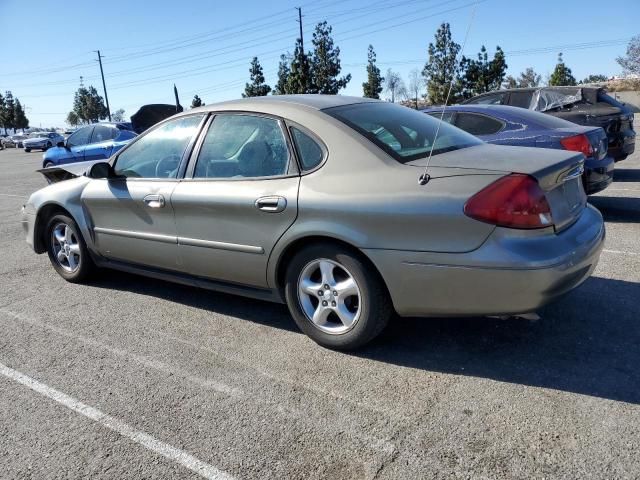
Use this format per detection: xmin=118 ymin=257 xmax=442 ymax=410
xmin=419 ymin=2 xmax=479 ymax=186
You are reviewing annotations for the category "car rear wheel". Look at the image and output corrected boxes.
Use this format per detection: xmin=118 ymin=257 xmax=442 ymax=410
xmin=45 ymin=141 xmax=52 ymax=151
xmin=284 ymin=244 xmax=392 ymax=350
xmin=25 ymin=148 xmax=31 ymax=153
xmin=46 ymin=214 xmax=95 ymax=283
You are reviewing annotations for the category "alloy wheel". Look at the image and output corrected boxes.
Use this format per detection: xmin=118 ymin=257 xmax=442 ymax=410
xmin=51 ymin=222 xmax=81 ymax=273
xmin=297 ymin=258 xmax=361 ymax=334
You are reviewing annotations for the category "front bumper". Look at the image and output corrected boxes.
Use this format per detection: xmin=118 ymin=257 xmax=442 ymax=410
xmin=21 ymin=204 xmax=36 ymax=250
xmin=365 ymin=205 xmax=605 ymax=317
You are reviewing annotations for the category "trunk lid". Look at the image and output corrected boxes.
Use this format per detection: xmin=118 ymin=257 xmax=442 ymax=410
xmin=407 ymin=144 xmax=586 ymax=231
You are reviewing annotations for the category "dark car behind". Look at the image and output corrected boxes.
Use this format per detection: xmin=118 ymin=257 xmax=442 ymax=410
xmin=462 ymin=87 xmax=636 ymax=161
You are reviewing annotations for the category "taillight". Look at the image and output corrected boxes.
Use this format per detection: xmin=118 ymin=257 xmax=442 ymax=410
xmin=464 ymin=174 xmax=553 ymax=229
xmin=560 ymin=134 xmax=593 ymax=158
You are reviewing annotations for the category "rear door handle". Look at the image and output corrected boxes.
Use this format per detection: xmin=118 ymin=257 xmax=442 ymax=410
xmin=255 ymin=196 xmax=286 ymax=213
xmin=143 ymin=194 xmax=165 ymax=208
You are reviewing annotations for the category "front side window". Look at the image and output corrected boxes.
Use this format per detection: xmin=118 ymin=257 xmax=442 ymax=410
xmin=114 ymin=114 xmax=204 ymax=179
xmin=454 ymin=113 xmax=504 ymax=136
xmin=91 ymin=125 xmax=118 ymax=143
xmin=66 ymin=126 xmax=93 ymax=147
xmin=194 ymin=114 xmax=289 ymax=179
xmin=291 ymin=127 xmax=324 ymax=171
xmin=325 ymin=102 xmax=481 ymax=162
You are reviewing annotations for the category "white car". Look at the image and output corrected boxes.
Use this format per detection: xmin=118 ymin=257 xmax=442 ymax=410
xmin=23 ymin=132 xmax=64 ymax=152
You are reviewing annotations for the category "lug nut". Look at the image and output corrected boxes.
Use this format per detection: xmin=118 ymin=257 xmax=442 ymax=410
xmin=318 ymin=290 xmax=324 ymax=296
xmin=322 ymin=301 xmax=328 ymax=306
xmin=333 ymin=291 xmax=338 ymax=296
xmin=331 ymin=301 xmax=336 ymax=307
xmin=323 ymin=284 xmax=329 ymax=289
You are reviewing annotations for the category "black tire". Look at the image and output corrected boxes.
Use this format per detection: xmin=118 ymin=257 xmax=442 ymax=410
xmin=45 ymin=213 xmax=95 ymax=283
xmin=284 ymin=243 xmax=392 ymax=350
xmin=43 ymin=161 xmax=54 ymax=168
xmin=25 ymin=148 xmax=31 ymax=153
xmin=44 ymin=141 xmax=52 ymax=151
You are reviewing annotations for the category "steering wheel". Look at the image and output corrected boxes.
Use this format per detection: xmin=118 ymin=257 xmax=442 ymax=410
xmin=155 ymin=154 xmax=181 ymax=178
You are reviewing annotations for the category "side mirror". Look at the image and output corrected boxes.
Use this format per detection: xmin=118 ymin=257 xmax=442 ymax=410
xmin=56 ymin=141 xmax=65 ymax=148
xmin=88 ymin=162 xmax=113 ymax=179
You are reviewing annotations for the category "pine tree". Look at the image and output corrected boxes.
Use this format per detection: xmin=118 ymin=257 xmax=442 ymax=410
xmin=70 ymin=85 xmax=108 ymax=124
xmin=191 ymin=95 xmax=204 ymax=108
xmin=549 ymin=53 xmax=577 ymax=86
xmin=14 ymin=99 xmax=29 ymax=130
xmin=309 ymin=21 xmax=351 ymax=94
xmin=4 ymin=91 xmax=16 ymax=132
xmin=422 ymin=23 xmax=462 ymax=104
xmin=287 ymin=39 xmax=312 ymax=94
xmin=517 ymin=67 xmax=542 ymax=88
xmin=460 ymin=45 xmax=508 ymax=98
xmin=243 ymin=57 xmax=272 ymax=97
xmin=362 ymin=45 xmax=384 ymax=99
xmin=274 ymin=54 xmax=291 ymax=95
xmin=0 ymin=92 xmax=6 ymax=134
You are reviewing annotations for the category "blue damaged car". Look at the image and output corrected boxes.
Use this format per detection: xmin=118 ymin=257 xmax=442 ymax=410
xmin=42 ymin=122 xmax=137 ymax=168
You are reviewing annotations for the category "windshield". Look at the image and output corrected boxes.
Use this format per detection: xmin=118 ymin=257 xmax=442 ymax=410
xmin=324 ymin=102 xmax=481 ymax=163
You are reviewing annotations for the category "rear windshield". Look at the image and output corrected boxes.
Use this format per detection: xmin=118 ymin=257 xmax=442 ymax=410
xmin=509 ymin=108 xmax=576 ymax=129
xmin=324 ymin=102 xmax=481 ymax=163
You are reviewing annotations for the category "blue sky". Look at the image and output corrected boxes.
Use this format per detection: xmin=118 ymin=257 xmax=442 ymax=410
xmin=1 ymin=0 xmax=638 ymax=128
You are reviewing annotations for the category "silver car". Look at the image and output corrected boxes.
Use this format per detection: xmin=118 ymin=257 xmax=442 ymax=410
xmin=23 ymin=132 xmax=64 ymax=152
xmin=22 ymin=96 xmax=605 ymax=349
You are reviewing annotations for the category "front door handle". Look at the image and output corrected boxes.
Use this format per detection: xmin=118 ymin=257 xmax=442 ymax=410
xmin=143 ymin=194 xmax=165 ymax=208
xmin=255 ymin=196 xmax=286 ymax=213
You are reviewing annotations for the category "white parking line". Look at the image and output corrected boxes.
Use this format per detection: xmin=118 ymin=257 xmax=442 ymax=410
xmin=0 ymin=308 xmax=241 ymax=397
xmin=0 ymin=362 xmax=236 ymax=480
xmin=603 ymin=249 xmax=640 ymax=256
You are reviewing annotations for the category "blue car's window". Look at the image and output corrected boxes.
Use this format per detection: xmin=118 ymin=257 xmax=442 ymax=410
xmin=66 ymin=126 xmax=93 ymax=147
xmin=91 ymin=125 xmax=118 ymax=143
xmin=325 ymin=102 xmax=481 ymax=162
xmin=114 ymin=114 xmax=204 ymax=179
xmin=454 ymin=113 xmax=504 ymax=136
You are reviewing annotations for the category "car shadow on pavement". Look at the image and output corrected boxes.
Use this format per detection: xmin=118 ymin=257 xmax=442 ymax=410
xmin=613 ymin=168 xmax=640 ymax=182
xmin=359 ymin=276 xmax=640 ymax=405
xmin=589 ymin=196 xmax=640 ymax=223
xmin=91 ymin=271 xmax=640 ymax=405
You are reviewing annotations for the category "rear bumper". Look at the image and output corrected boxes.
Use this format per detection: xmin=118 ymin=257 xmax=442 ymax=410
xmin=365 ymin=205 xmax=605 ymax=317
xmin=609 ymin=129 xmax=635 ymax=160
xmin=584 ymin=156 xmax=614 ymax=195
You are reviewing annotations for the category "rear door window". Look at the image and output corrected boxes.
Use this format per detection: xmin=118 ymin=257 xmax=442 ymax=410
xmin=426 ymin=111 xmax=456 ymax=124
xmin=454 ymin=113 xmax=504 ymax=135
xmin=91 ymin=125 xmax=118 ymax=143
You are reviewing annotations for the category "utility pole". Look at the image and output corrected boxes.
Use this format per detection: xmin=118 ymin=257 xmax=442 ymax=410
xmin=296 ymin=7 xmax=304 ymax=52
xmin=95 ymin=50 xmax=111 ymax=121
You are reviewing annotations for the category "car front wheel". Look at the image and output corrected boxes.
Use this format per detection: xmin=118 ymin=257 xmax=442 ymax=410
xmin=284 ymin=244 xmax=392 ymax=350
xmin=25 ymin=148 xmax=31 ymax=152
xmin=45 ymin=214 xmax=95 ymax=283
xmin=45 ymin=141 xmax=52 ymax=151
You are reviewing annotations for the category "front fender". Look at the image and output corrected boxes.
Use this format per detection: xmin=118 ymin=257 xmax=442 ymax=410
xmin=27 ymin=177 xmax=95 ymax=254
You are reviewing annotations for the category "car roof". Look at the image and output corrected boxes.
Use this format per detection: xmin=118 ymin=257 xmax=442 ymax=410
xmin=189 ymin=94 xmax=379 ymax=114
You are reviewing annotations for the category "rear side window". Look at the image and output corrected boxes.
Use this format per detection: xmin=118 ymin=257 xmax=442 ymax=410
xmin=325 ymin=102 xmax=481 ymax=163
xmin=426 ymin=111 xmax=455 ymax=124
xmin=507 ymin=91 xmax=534 ymax=109
xmin=454 ymin=113 xmax=504 ymax=135
xmin=465 ymin=92 xmax=506 ymax=105
xmin=291 ymin=127 xmax=324 ymax=171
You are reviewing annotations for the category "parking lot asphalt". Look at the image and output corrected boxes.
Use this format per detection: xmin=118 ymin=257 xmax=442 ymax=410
xmin=0 ymin=132 xmax=639 ymax=479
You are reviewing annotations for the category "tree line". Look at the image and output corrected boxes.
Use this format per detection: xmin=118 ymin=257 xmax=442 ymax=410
xmin=228 ymin=22 xmax=636 ymax=107
xmin=0 ymin=91 xmax=29 ymax=134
